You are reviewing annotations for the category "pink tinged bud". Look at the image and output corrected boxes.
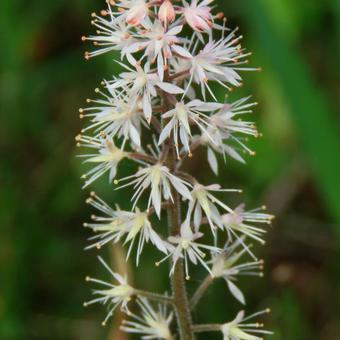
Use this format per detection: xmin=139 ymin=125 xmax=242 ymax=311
xmin=158 ymin=0 xmax=175 ymax=25
xmin=126 ymin=3 xmax=148 ymax=26
xmin=184 ymin=6 xmax=212 ymax=32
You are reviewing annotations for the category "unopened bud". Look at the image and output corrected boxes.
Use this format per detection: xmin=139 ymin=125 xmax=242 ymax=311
xmin=158 ymin=0 xmax=175 ymax=25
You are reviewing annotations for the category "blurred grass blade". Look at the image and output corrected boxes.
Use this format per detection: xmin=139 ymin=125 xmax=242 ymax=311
xmin=239 ymin=0 xmax=340 ymax=228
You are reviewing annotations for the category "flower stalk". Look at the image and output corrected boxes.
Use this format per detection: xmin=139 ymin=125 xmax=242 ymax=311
xmin=192 ymin=324 xmax=222 ymax=333
xmin=167 ymin=146 xmax=194 ymax=340
xmin=133 ymin=289 xmax=174 ymax=304
xmin=190 ymin=275 xmax=213 ymax=310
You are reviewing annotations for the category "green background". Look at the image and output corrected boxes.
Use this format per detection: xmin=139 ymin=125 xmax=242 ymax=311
xmin=1 ymin=0 xmax=340 ymax=339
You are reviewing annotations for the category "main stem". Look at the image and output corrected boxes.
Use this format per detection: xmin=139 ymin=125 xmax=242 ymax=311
xmin=166 ymin=150 xmax=194 ymax=340
xmin=161 ymin=68 xmax=194 ymax=339
xmin=165 ymin=144 xmax=194 ymax=340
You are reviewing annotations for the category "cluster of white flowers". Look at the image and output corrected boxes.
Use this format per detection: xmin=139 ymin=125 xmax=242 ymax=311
xmin=79 ymin=0 xmax=273 ymax=339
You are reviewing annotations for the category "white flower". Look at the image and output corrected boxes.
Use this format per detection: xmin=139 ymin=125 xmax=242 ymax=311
xmin=182 ymin=0 xmax=213 ymax=32
xmin=76 ymin=135 xmax=127 ymax=188
xmin=221 ymin=310 xmax=272 ymax=340
xmin=157 ymin=221 xmax=221 ymax=279
xmin=108 ymin=56 xmax=183 ymax=122
xmin=187 ymin=28 xmax=254 ymax=99
xmin=83 ymin=8 xmax=134 ymax=59
xmin=202 ymin=127 xmax=249 ymax=174
xmin=122 ymin=297 xmax=173 ymax=339
xmin=159 ymin=100 xmax=223 ymax=157
xmin=115 ymin=163 xmax=192 ymax=217
xmin=221 ymin=204 xmax=274 ymax=257
xmin=202 ymin=96 xmax=259 ymax=173
xmin=212 ymin=97 xmax=258 ymax=137
xmin=84 ymin=193 xmax=168 ymax=265
xmin=80 ymin=85 xmax=144 ymax=147
xmin=84 ymin=256 xmax=134 ymax=326
xmin=187 ymin=183 xmax=241 ymax=233
xmin=124 ymin=20 xmax=190 ymax=80
xmin=211 ymin=238 xmax=264 ymax=304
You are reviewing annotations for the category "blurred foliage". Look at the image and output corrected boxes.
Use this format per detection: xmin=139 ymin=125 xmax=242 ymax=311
xmin=1 ymin=0 xmax=340 ymax=339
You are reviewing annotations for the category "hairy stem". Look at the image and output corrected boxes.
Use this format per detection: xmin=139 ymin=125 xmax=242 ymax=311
xmin=167 ymin=147 xmax=195 ymax=340
xmin=167 ymin=191 xmax=194 ymax=339
xmin=190 ymin=275 xmax=214 ymax=310
xmin=128 ymin=152 xmax=158 ymax=164
xmin=161 ymin=67 xmax=194 ymax=339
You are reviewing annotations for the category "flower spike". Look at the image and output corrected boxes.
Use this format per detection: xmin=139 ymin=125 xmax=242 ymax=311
xmin=80 ymin=0 xmax=273 ymax=337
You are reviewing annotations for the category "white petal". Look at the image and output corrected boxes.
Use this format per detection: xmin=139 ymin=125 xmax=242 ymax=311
xmin=169 ymin=176 xmax=192 ymax=201
xmin=194 ymin=204 xmax=202 ymax=228
xmin=187 ymin=248 xmax=197 ymax=264
xmin=172 ymin=44 xmax=192 ymax=58
xmin=149 ymin=228 xmax=168 ymax=254
xmin=151 ymin=186 xmax=161 ymax=217
xmin=157 ymin=82 xmax=184 ymax=94
xmin=234 ymin=310 xmax=245 ymax=324
xmin=167 ymin=25 xmax=183 ymax=36
xmin=126 ymin=54 xmax=137 ymax=66
xmin=157 ymin=53 xmax=164 ymax=81
xmin=158 ymin=119 xmax=175 ymax=145
xmin=129 ymin=124 xmax=141 ymax=147
xmin=143 ymin=93 xmax=152 ymax=122
xmin=109 ymin=165 xmax=117 ymax=181
xmin=227 ymin=280 xmax=245 ymax=305
xmin=224 ymin=145 xmax=245 ymax=163
xmin=208 ymin=148 xmax=218 ymax=175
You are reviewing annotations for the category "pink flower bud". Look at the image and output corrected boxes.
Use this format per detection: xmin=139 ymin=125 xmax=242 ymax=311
xmin=158 ymin=0 xmax=175 ymax=25
xmin=184 ymin=3 xmax=212 ymax=32
xmin=126 ymin=1 xmax=148 ymax=26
